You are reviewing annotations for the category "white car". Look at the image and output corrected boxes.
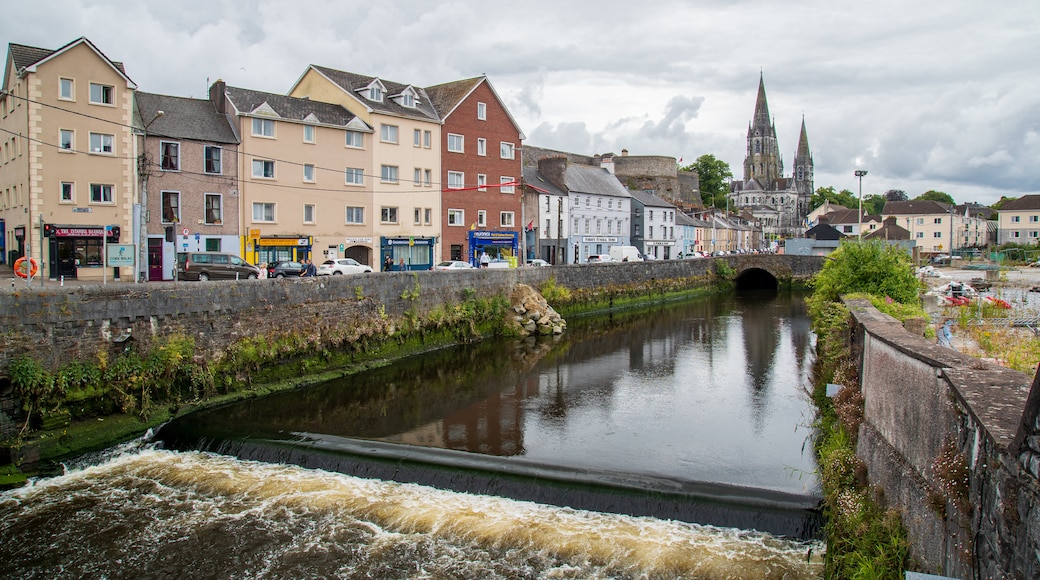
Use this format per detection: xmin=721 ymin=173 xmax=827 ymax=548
xmin=317 ymin=258 xmax=373 ymax=276
xmin=526 ymin=259 xmax=550 ymax=267
xmin=432 ymin=260 xmax=474 ymax=270
xmin=587 ymin=254 xmax=613 ymax=263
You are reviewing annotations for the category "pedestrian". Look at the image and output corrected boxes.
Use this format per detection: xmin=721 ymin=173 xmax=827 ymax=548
xmin=384 ymin=255 xmax=393 ymax=272
xmin=300 ymin=258 xmax=317 ymax=277
xmin=398 ymin=257 xmax=406 ymax=271
xmin=480 ymin=251 xmax=490 ymax=268
xmin=257 ymin=262 xmax=268 ymax=279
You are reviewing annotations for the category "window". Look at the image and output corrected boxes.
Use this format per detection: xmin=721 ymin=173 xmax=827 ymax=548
xmin=1012 ymin=215 xmax=1021 ymax=223
xmin=205 ymin=194 xmax=222 ymax=224
xmin=303 ymin=125 xmax=314 ymax=143
xmin=477 ymin=174 xmax=487 ymax=191
xmin=423 ymin=130 xmax=431 ymax=148
xmin=933 ymin=218 xmax=942 ymax=224
xmin=934 ymin=231 xmax=943 ymax=238
xmin=477 ymin=102 xmax=486 ymax=120
xmin=89 ymin=132 xmax=113 ymax=154
xmin=59 ymin=129 xmax=74 ymax=151
xmin=303 ymin=164 xmax=315 ymax=182
xmin=90 ymin=184 xmax=113 ymax=204
xmin=381 ymin=165 xmax=399 ymax=183
xmin=161 ymin=191 xmax=180 ymax=223
xmin=916 ymin=218 xmax=925 ymax=225
xmin=380 ymin=124 xmax=398 ymax=143
xmin=414 ymin=208 xmax=421 ymax=225
xmin=160 ymin=141 xmax=180 ymax=170
xmin=448 ymin=209 xmax=464 ymax=226
xmin=414 ymin=129 xmax=422 ymax=147
xmin=252 ymin=159 xmax=275 ymax=178
xmin=414 ymin=168 xmax=422 ymax=186
xmin=448 ymin=171 xmax=464 ymax=189
xmin=60 ymin=182 xmax=74 ymax=202
xmin=345 ymin=206 xmax=364 ymax=224
xmin=345 ymin=167 xmax=364 ymax=185
xmin=205 ymin=239 xmax=221 ymax=252
xmin=584 ymin=218 xmax=590 ymax=234
xmin=252 ymin=202 xmax=275 ymax=222
xmin=478 ymin=210 xmax=487 ymax=227
xmin=477 ymin=138 xmax=486 ymax=156
xmin=381 ymin=207 xmax=398 ymax=224
xmin=1031 ymin=216 xmax=1039 ymax=223
xmin=916 ymin=231 xmax=924 ymax=239
xmin=1011 ymin=231 xmax=1021 ymax=238
xmin=401 ymin=93 xmax=414 ymax=108
xmin=345 ymin=131 xmax=363 ymax=148
xmin=252 ymin=118 xmax=274 ymax=137
xmin=448 ymin=134 xmax=464 ymax=153
xmin=59 ymin=78 xmax=74 ymax=100
xmin=500 ymin=142 xmax=515 ymax=159
xmin=89 ymin=83 xmax=113 ymax=105
xmin=204 ymin=146 xmax=222 ymax=174
xmin=424 ymin=169 xmax=432 ymax=186
xmin=500 ymin=176 xmax=515 ymax=194
xmin=369 ymin=85 xmax=383 ymax=101
xmin=424 ymin=208 xmax=432 ymax=225
xmin=304 ymin=204 xmax=315 ymax=224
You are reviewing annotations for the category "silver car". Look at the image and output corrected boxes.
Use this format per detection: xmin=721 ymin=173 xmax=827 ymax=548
xmin=317 ymin=258 xmax=374 ymax=275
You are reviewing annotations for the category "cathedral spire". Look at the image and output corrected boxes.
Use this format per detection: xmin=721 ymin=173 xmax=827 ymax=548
xmin=743 ymin=73 xmax=781 ymax=187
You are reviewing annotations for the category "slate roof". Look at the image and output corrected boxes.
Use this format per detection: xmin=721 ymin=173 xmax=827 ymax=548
xmin=996 ymin=194 xmax=1040 ymax=212
xmin=628 ymin=189 xmax=675 ymax=209
xmin=224 ymin=85 xmax=366 ymax=129
xmin=136 ymin=92 xmax=238 ymax=144
xmin=805 ymin=222 xmax=844 ymax=240
xmin=307 ymin=65 xmax=440 ymax=123
xmin=9 ymin=38 xmax=128 ymax=76
xmin=865 ymin=217 xmax=911 ymax=241
xmin=565 ymin=165 xmax=631 ymax=198
xmin=677 ymin=212 xmax=712 ymax=228
xmin=823 ymin=208 xmax=879 ymax=225
xmin=522 ymin=166 xmax=566 ymax=197
xmin=883 ymin=200 xmax=952 ymax=215
xmin=957 ymin=203 xmax=995 ymax=219
xmin=424 ymin=77 xmax=482 ymax=120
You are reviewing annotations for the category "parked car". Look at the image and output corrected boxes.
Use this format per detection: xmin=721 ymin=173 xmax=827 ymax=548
xmin=176 ymin=252 xmax=260 ymax=281
xmin=432 ymin=260 xmax=474 ymax=270
xmin=487 ymin=258 xmax=511 ymax=269
xmin=526 ymin=259 xmax=550 ymax=267
xmin=267 ymin=260 xmax=305 ymax=278
xmin=317 ymin=258 xmax=373 ymax=276
xmin=587 ymin=254 xmax=613 ymax=263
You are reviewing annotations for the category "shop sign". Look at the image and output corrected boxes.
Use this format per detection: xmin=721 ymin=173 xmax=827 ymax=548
xmin=470 ymin=230 xmax=518 ymax=241
xmin=386 ymin=237 xmax=432 ymax=246
xmin=343 ymin=237 xmax=372 ymax=245
xmin=582 ymin=236 xmax=618 ymax=243
xmin=106 ymin=244 xmax=136 ymax=267
xmin=260 ymin=237 xmax=311 ymax=246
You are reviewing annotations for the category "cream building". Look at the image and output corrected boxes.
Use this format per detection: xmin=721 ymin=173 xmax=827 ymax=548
xmin=289 ymin=66 xmax=442 ymax=270
xmin=996 ymin=194 xmax=1040 ymax=246
xmin=1 ymin=37 xmax=137 ymax=282
xmin=882 ymin=200 xmax=987 ymax=254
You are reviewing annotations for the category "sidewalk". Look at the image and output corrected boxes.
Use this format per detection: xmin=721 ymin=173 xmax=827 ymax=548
xmin=0 ymin=264 xmax=140 ymax=289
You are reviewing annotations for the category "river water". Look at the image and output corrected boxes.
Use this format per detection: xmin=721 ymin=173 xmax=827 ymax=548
xmin=0 ymin=291 xmax=824 ymax=579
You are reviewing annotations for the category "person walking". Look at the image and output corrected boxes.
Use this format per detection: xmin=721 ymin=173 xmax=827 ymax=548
xmin=300 ymin=258 xmax=317 ymax=277
xmin=480 ymin=251 xmax=490 ymax=268
xmin=257 ymin=262 xmax=268 ymax=279
xmin=384 ymin=255 xmax=393 ymax=272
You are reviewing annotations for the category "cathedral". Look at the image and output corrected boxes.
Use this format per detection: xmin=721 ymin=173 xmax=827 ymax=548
xmin=728 ymin=74 xmax=814 ymax=239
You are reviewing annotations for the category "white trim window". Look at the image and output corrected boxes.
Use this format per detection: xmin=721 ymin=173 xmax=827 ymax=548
xmin=345 ymin=206 xmax=364 ymax=224
xmin=381 ymin=207 xmax=399 ymax=224
xmin=252 ymin=159 xmax=275 ymax=179
xmin=89 ymin=132 xmax=114 ymax=154
xmin=1012 ymin=215 xmax=1021 ymax=223
xmin=477 ymin=102 xmax=486 ymax=120
xmin=447 ymin=133 xmax=464 ymax=153
xmin=345 ymin=131 xmax=363 ymax=148
xmin=252 ymin=202 xmax=276 ymax=223
xmin=423 ymin=130 xmax=431 ymax=148
xmin=90 ymin=183 xmax=114 ymax=204
xmin=205 ymin=193 xmax=223 ymax=224
xmin=303 ymin=164 xmax=315 ymax=182
xmin=204 ymin=146 xmax=222 ymax=174
xmin=381 ymin=165 xmax=399 ymax=183
xmin=380 ymin=124 xmax=399 ymax=144
xmin=161 ymin=191 xmax=181 ymax=223
xmin=424 ymin=169 xmax=432 ymax=187
xmin=303 ymin=125 xmax=315 ymax=143
xmin=345 ymin=167 xmax=364 ymax=185
xmin=59 ymin=78 xmax=74 ymax=101
xmin=448 ymin=171 xmax=465 ymax=189
xmin=414 ymin=128 xmax=422 ymax=147
xmin=59 ymin=129 xmax=74 ymax=151
xmin=160 ymin=141 xmax=180 ymax=170
xmin=477 ymin=174 xmax=487 ymax=192
xmin=477 ymin=210 xmax=486 ymax=227
xmin=424 ymin=208 xmax=432 ymax=225
xmin=500 ymin=176 xmax=515 ymax=194
xmin=304 ymin=204 xmax=315 ymax=224
xmin=477 ymin=138 xmax=486 ymax=156
xmin=89 ymin=82 xmax=113 ymax=105
xmin=500 ymin=141 xmax=515 ymax=159
xmin=414 ymin=168 xmax=422 ymax=186
xmin=500 ymin=211 xmax=515 ymax=227
xmin=252 ymin=118 xmax=275 ymax=137
xmin=414 ymin=208 xmax=422 ymax=225
xmin=448 ymin=209 xmax=464 ymax=226
xmin=60 ymin=181 xmax=74 ymax=203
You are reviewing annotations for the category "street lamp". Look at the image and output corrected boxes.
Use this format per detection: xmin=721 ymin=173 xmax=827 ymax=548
xmin=855 ymin=170 xmax=868 ymax=240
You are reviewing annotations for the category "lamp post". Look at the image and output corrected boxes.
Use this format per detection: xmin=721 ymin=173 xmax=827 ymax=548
xmin=855 ymin=169 xmax=868 ymax=240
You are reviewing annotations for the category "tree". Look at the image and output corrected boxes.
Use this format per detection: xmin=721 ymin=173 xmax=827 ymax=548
xmin=992 ymin=196 xmax=1016 ymax=210
xmin=810 ymin=186 xmax=858 ymax=212
xmin=807 ymin=240 xmax=921 ymax=322
xmin=862 ymin=194 xmax=887 ymax=216
xmin=884 ymin=190 xmax=908 ymax=202
xmin=915 ymin=190 xmax=955 ymax=204
xmin=686 ymin=154 xmax=733 ymax=209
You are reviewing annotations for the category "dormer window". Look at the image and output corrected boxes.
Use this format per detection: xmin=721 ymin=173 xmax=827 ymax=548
xmin=401 ymin=93 xmax=414 ymax=107
xmin=370 ymin=86 xmax=383 ymax=101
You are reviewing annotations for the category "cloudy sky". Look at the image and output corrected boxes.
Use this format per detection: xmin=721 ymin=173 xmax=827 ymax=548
xmin=4 ymin=0 xmax=1037 ymax=206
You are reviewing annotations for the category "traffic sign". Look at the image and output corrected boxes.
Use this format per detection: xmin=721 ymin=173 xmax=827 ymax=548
xmin=182 ymin=228 xmax=190 ymax=236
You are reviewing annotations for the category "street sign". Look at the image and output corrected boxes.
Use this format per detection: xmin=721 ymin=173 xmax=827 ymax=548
xmin=182 ymin=228 xmax=190 ymax=236
xmin=106 ymin=244 xmax=136 ymax=267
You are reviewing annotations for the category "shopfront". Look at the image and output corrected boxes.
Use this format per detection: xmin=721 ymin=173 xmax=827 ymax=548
xmin=251 ymin=235 xmax=314 ymax=265
xmin=380 ymin=236 xmax=435 ymax=271
xmin=43 ymin=223 xmax=121 ymax=280
xmin=468 ymin=230 xmax=519 ymax=267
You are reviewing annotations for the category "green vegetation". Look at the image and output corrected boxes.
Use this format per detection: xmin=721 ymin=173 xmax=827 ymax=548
xmin=681 ymin=154 xmax=732 ymax=209
xmin=810 ymin=186 xmax=858 ymax=212
xmin=914 ymin=190 xmax=955 ymax=205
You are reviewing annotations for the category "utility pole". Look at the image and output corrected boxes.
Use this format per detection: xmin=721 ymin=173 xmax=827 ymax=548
xmin=855 ymin=169 xmax=868 ymax=240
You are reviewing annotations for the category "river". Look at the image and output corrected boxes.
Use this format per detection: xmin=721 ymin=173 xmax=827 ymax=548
xmin=0 ymin=291 xmax=824 ymax=579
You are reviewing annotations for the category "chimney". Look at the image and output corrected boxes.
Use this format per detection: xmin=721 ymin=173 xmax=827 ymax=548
xmin=538 ymin=156 xmax=568 ymax=191
xmin=209 ymin=79 xmax=226 ymax=114
xmin=621 ymin=148 xmax=629 ymax=157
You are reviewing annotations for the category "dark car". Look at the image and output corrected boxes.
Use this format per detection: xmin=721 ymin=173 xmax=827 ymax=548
xmin=176 ymin=252 xmax=260 ymax=281
xmin=267 ymin=260 xmax=306 ymax=278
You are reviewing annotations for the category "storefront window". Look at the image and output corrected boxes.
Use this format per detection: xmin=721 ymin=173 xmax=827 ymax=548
xmin=73 ymin=239 xmax=103 ymax=266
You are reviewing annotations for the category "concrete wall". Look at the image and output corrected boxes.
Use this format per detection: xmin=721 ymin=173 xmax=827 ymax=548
xmin=846 ymin=298 xmax=1040 ymax=578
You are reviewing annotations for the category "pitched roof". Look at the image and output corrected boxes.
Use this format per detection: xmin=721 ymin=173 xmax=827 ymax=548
xmin=522 ymin=166 xmax=566 ymax=197
xmin=883 ymin=200 xmax=952 ymax=215
xmin=423 ymin=77 xmax=482 ymax=119
xmin=996 ymin=194 xmax=1040 ymax=211
xmin=823 ymin=208 xmax=879 ymax=225
xmin=565 ymin=165 xmax=631 ymax=197
xmin=136 ymin=92 xmax=238 ymax=144
xmin=305 ymin=65 xmax=440 ymax=123
xmin=224 ymin=85 xmax=367 ymax=129
xmin=865 ymin=217 xmax=911 ymax=241
xmin=628 ymin=189 xmax=674 ymax=208
xmin=9 ymin=37 xmax=129 ymax=79
xmin=956 ymin=203 xmax=995 ymax=219
xmin=805 ymin=222 xmax=844 ymax=240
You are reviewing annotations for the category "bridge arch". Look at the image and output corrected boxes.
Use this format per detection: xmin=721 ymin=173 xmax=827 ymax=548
xmin=734 ymin=267 xmax=780 ymax=291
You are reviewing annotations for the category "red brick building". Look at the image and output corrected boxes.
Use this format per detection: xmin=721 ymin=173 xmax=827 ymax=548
xmin=425 ymin=76 xmax=524 ymax=264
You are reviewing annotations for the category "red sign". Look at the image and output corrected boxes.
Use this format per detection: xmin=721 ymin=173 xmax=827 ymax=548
xmin=45 ymin=224 xmax=120 ymax=239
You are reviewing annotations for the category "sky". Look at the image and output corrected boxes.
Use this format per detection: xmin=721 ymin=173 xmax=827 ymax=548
xmin=4 ymin=0 xmax=1038 ymax=206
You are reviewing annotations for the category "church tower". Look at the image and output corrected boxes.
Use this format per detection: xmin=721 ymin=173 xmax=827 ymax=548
xmin=743 ymin=73 xmax=782 ymax=187
xmin=793 ymin=116 xmax=814 ymax=211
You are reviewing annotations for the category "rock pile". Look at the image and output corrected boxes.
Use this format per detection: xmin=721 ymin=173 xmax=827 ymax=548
xmin=509 ymin=284 xmax=566 ymax=336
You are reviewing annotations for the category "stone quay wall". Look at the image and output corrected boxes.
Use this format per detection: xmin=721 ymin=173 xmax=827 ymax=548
xmin=845 ymin=298 xmax=1040 ymax=579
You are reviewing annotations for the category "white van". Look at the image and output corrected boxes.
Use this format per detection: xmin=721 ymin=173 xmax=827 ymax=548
xmin=609 ymin=245 xmax=643 ymax=262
